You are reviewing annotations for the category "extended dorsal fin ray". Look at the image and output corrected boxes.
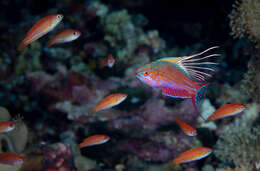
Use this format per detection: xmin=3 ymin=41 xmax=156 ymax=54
xmin=158 ymin=46 xmax=220 ymax=82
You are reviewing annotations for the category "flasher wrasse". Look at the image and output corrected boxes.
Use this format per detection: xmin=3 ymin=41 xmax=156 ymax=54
xmin=47 ymin=29 xmax=81 ymax=47
xmin=206 ymin=104 xmax=245 ymax=122
xmin=18 ymin=14 xmax=63 ymax=51
xmin=173 ymin=147 xmax=212 ymax=165
xmin=136 ymin=46 xmax=220 ymax=119
xmin=79 ymin=134 xmax=110 ymax=148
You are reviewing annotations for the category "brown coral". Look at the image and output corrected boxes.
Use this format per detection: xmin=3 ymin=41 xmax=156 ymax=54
xmin=229 ymin=0 xmax=260 ymax=45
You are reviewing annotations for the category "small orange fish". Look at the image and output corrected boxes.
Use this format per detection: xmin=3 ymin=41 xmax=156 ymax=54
xmin=79 ymin=134 xmax=110 ymax=148
xmin=18 ymin=14 xmax=63 ymax=51
xmin=206 ymin=104 xmax=245 ymax=122
xmin=173 ymin=147 xmax=212 ymax=165
xmin=175 ymin=117 xmax=197 ymax=136
xmin=91 ymin=93 xmax=127 ymax=113
xmin=107 ymin=54 xmax=115 ymax=68
xmin=0 ymin=153 xmax=24 ymax=166
xmin=47 ymin=29 xmax=81 ymax=47
xmin=99 ymin=54 xmax=115 ymax=68
xmin=0 ymin=121 xmax=16 ymax=133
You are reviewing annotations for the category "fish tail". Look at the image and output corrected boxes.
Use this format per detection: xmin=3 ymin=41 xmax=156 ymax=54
xmin=192 ymin=82 xmax=210 ymax=120
xmin=17 ymin=42 xmax=27 ymax=51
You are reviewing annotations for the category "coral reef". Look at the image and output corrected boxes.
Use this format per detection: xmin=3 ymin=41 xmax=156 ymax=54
xmin=229 ymin=0 xmax=260 ymax=45
xmin=240 ymin=49 xmax=260 ymax=103
xmin=43 ymin=143 xmax=75 ymax=171
xmin=214 ymin=126 xmax=260 ymax=167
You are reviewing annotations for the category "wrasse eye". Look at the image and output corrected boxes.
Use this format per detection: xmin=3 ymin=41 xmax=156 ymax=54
xmin=57 ymin=15 xmax=63 ymax=19
xmin=73 ymin=32 xmax=77 ymax=36
xmin=143 ymin=71 xmax=149 ymax=76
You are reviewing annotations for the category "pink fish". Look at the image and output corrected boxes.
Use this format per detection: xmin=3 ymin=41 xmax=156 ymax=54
xmin=79 ymin=134 xmax=110 ymax=148
xmin=175 ymin=117 xmax=197 ymax=136
xmin=206 ymin=104 xmax=245 ymax=122
xmin=136 ymin=46 xmax=220 ymax=119
xmin=173 ymin=147 xmax=212 ymax=165
xmin=18 ymin=14 xmax=63 ymax=51
xmin=0 ymin=121 xmax=16 ymax=133
xmin=0 ymin=153 xmax=24 ymax=166
xmin=47 ymin=29 xmax=81 ymax=47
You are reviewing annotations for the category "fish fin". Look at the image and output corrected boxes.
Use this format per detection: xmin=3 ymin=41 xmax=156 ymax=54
xmin=160 ymin=87 xmax=191 ymax=98
xmin=161 ymin=46 xmax=220 ymax=82
xmin=17 ymin=42 xmax=27 ymax=51
xmin=192 ymin=83 xmax=210 ymax=120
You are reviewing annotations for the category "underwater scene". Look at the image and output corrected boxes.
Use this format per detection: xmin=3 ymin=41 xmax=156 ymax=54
xmin=0 ymin=0 xmax=260 ymax=170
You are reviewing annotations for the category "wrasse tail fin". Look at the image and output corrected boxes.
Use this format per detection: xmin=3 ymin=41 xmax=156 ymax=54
xmin=192 ymin=83 xmax=210 ymax=120
xmin=179 ymin=46 xmax=220 ymax=82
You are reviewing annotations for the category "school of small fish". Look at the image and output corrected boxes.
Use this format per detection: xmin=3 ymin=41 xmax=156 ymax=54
xmin=11 ymin=13 xmax=246 ymax=167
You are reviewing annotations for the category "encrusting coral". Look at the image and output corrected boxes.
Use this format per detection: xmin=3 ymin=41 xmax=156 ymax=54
xmin=229 ymin=0 xmax=260 ymax=45
xmin=214 ymin=126 xmax=260 ymax=167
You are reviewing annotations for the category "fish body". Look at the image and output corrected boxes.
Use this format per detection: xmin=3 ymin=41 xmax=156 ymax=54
xmin=0 ymin=121 xmax=16 ymax=133
xmin=136 ymin=47 xmax=220 ymax=119
xmin=92 ymin=93 xmax=127 ymax=113
xmin=175 ymin=117 xmax=197 ymax=136
xmin=173 ymin=147 xmax=212 ymax=165
xmin=79 ymin=134 xmax=110 ymax=148
xmin=48 ymin=29 xmax=81 ymax=47
xmin=206 ymin=104 xmax=245 ymax=122
xmin=107 ymin=54 xmax=115 ymax=68
xmin=18 ymin=14 xmax=63 ymax=51
xmin=0 ymin=153 xmax=24 ymax=166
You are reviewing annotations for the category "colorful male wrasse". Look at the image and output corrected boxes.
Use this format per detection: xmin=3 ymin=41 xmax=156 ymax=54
xmin=173 ymin=147 xmax=212 ymax=165
xmin=47 ymin=29 xmax=81 ymax=47
xmin=79 ymin=134 xmax=110 ymax=148
xmin=206 ymin=104 xmax=245 ymax=122
xmin=0 ymin=121 xmax=16 ymax=133
xmin=91 ymin=93 xmax=127 ymax=113
xmin=0 ymin=153 xmax=24 ymax=166
xmin=175 ymin=117 xmax=197 ymax=136
xmin=136 ymin=46 xmax=220 ymax=120
xmin=18 ymin=14 xmax=63 ymax=51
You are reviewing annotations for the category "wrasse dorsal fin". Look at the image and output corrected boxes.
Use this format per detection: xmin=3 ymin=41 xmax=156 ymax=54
xmin=160 ymin=46 xmax=220 ymax=82
xmin=179 ymin=46 xmax=220 ymax=82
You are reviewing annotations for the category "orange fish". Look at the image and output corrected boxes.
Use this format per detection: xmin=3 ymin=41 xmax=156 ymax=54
xmin=0 ymin=153 xmax=24 ymax=166
xmin=91 ymin=93 xmax=127 ymax=113
xmin=175 ymin=117 xmax=197 ymax=136
xmin=0 ymin=121 xmax=16 ymax=133
xmin=173 ymin=147 xmax=212 ymax=165
xmin=99 ymin=54 xmax=115 ymax=68
xmin=107 ymin=54 xmax=115 ymax=68
xmin=47 ymin=29 xmax=81 ymax=47
xmin=18 ymin=14 xmax=63 ymax=51
xmin=206 ymin=104 xmax=245 ymax=122
xmin=79 ymin=134 xmax=110 ymax=148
